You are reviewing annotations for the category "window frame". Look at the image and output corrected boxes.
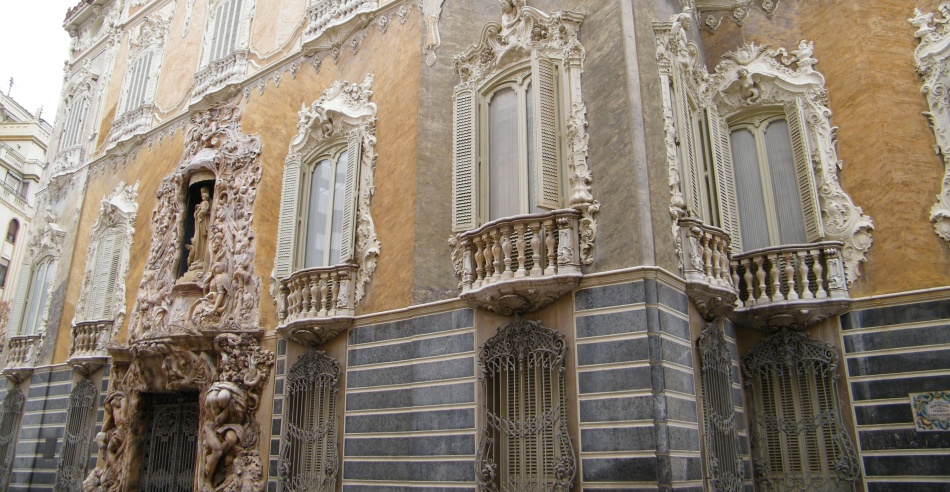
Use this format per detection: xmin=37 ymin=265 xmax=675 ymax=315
xmin=199 ymin=0 xmax=255 ymax=68
xmin=297 ymin=144 xmax=350 ymax=270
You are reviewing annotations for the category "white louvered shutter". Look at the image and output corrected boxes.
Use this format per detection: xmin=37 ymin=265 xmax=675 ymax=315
xmin=785 ymin=100 xmax=823 ymax=242
xmin=102 ymin=232 xmax=124 ymax=319
xmin=674 ymin=71 xmax=704 ymax=220
xmin=89 ymin=233 xmax=116 ymax=320
xmin=453 ymin=87 xmax=478 ymax=232
xmin=274 ymin=154 xmax=301 ymax=279
xmin=340 ymin=130 xmax=363 ymax=262
xmin=706 ymin=107 xmax=743 ymax=254
xmin=6 ymin=264 xmax=31 ymax=334
xmin=531 ymin=51 xmax=561 ymax=210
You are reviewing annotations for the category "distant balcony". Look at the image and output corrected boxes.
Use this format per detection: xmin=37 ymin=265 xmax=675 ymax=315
xmin=3 ymin=334 xmax=41 ymax=383
xmin=51 ymin=146 xmax=84 ymax=173
xmin=677 ymin=218 xmax=737 ymax=320
xmin=68 ymin=320 xmax=112 ymax=375
xmin=730 ymin=241 xmax=850 ymax=330
xmin=303 ymin=0 xmax=377 ymax=54
xmin=107 ymin=104 xmax=153 ymax=151
xmin=457 ymin=209 xmax=582 ymax=316
xmin=277 ymin=264 xmax=358 ymax=345
xmin=192 ymin=51 xmax=248 ymax=106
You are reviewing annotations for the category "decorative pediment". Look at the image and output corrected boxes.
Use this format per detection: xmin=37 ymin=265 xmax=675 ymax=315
xmin=685 ymin=0 xmax=782 ymax=32
xmin=454 ymin=1 xmax=584 ymax=86
xmin=911 ymin=3 xmax=950 ymax=246
xmin=128 ymin=13 xmax=171 ymax=60
xmin=289 ymin=74 xmax=377 ymax=157
xmin=27 ymin=218 xmax=66 ymax=261
xmin=62 ymin=62 xmax=98 ymax=103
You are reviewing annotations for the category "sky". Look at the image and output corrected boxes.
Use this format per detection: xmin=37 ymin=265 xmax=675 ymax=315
xmin=0 ymin=0 xmax=80 ymax=122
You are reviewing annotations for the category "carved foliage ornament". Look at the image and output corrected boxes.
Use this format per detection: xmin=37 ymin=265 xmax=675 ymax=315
xmin=911 ymin=3 xmax=950 ymax=247
xmin=453 ymin=1 xmax=598 ymax=265
xmin=128 ymin=98 xmax=263 ymax=340
xmin=655 ymin=13 xmax=874 ymax=285
xmin=682 ymin=0 xmax=782 ymax=32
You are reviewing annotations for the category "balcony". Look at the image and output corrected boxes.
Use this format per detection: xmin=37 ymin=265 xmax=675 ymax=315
xmin=456 ymin=209 xmax=582 ymax=316
xmin=67 ymin=320 xmax=112 ymax=375
xmin=677 ymin=218 xmax=737 ymax=320
xmin=3 ymin=334 xmax=41 ymax=383
xmin=107 ymin=104 xmax=153 ymax=152
xmin=277 ymin=264 xmax=358 ymax=345
xmin=192 ymin=51 xmax=248 ymax=107
xmin=730 ymin=242 xmax=850 ymax=330
xmin=302 ymin=0 xmax=377 ymax=55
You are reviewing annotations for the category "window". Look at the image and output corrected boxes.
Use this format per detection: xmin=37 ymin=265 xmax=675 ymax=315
xmin=61 ymin=96 xmax=88 ymax=149
xmin=16 ymin=257 xmax=57 ymax=336
xmin=274 ymin=75 xmax=380 ymax=313
xmin=742 ymin=329 xmax=859 ymax=491
xmin=204 ymin=0 xmax=246 ymax=65
xmin=83 ymin=230 xmax=125 ymax=320
xmin=6 ymin=222 xmax=65 ymax=337
xmin=5 ymin=220 xmax=18 ymax=244
xmin=475 ymin=319 xmax=575 ymax=490
xmin=55 ymin=380 xmax=98 ymax=491
xmin=0 ymin=259 xmax=9 ymax=289
xmin=3 ymin=173 xmax=23 ymax=197
xmin=119 ymin=50 xmax=155 ymax=115
xmin=0 ymin=389 xmax=25 ymax=489
xmin=697 ymin=324 xmax=744 ymax=491
xmin=278 ymin=350 xmax=340 ymax=492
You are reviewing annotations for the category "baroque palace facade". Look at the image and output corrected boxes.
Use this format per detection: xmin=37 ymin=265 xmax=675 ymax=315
xmin=1 ymin=0 xmax=949 ymax=490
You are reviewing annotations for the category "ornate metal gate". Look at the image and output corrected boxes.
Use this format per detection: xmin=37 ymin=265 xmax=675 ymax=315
xmin=140 ymin=392 xmax=200 ymax=491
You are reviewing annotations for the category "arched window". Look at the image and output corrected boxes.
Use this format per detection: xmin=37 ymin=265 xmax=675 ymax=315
xmin=6 ymin=220 xmax=18 ymax=244
xmin=55 ymin=380 xmax=98 ymax=490
xmin=743 ymin=329 xmax=859 ymax=491
xmin=278 ymin=350 xmax=340 ymax=491
xmin=476 ymin=319 xmax=575 ymax=490
xmin=303 ymin=150 xmax=349 ymax=268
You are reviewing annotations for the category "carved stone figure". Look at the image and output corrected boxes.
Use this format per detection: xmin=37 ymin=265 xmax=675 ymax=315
xmin=203 ymin=381 xmax=247 ymax=486
xmin=187 ymin=186 xmax=212 ymax=273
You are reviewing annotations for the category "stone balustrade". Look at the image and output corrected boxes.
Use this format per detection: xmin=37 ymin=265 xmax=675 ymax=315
xmin=456 ymin=209 xmax=582 ymax=315
xmin=677 ymin=218 xmax=737 ymax=320
xmin=305 ymin=0 xmax=377 ymax=40
xmin=277 ymin=264 xmax=358 ymax=345
xmin=192 ymin=51 xmax=248 ymax=105
xmin=68 ymin=320 xmax=113 ymax=375
xmin=4 ymin=335 xmax=41 ymax=382
xmin=730 ymin=241 xmax=850 ymax=330
xmin=107 ymin=104 xmax=153 ymax=148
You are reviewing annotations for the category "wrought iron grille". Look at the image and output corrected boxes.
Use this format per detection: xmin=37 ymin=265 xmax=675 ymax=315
xmin=54 ymin=380 xmax=98 ymax=491
xmin=140 ymin=392 xmax=200 ymax=492
xmin=742 ymin=329 xmax=859 ymax=492
xmin=0 ymin=388 xmax=25 ymax=488
xmin=476 ymin=319 xmax=575 ymax=491
xmin=278 ymin=350 xmax=340 ymax=492
xmin=698 ymin=324 xmax=744 ymax=492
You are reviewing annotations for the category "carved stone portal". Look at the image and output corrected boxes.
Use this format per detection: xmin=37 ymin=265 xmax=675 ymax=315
xmin=128 ymin=97 xmax=263 ymax=340
xmin=82 ymin=333 xmax=274 ymax=492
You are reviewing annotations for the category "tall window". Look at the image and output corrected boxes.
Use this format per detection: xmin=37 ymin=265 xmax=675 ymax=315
xmin=207 ymin=0 xmax=243 ymax=63
xmin=0 ymin=389 xmax=25 ymax=489
xmin=82 ymin=229 xmax=125 ymax=321
xmin=0 ymin=259 xmax=9 ymax=289
xmin=120 ymin=51 xmax=154 ymax=114
xmin=19 ymin=257 xmax=57 ymax=335
xmin=55 ymin=380 xmax=98 ymax=491
xmin=476 ymin=319 xmax=575 ymax=490
xmin=742 ymin=329 xmax=859 ymax=491
xmin=278 ymin=350 xmax=340 ymax=491
xmin=61 ymin=97 xmax=88 ymax=149
xmin=303 ymin=150 xmax=349 ymax=268
xmin=6 ymin=220 xmax=18 ymax=244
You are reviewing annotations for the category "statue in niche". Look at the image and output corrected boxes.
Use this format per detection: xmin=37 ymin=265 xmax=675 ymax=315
xmin=187 ymin=186 xmax=212 ymax=273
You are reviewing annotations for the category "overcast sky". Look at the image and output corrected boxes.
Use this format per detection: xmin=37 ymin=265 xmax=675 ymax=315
xmin=0 ymin=0 xmax=80 ymax=122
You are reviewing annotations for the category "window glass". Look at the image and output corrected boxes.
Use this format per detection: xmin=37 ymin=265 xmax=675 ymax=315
xmin=305 ymin=159 xmax=331 ymax=268
xmin=488 ymin=87 xmax=521 ymax=220
xmin=730 ymin=128 xmax=769 ymax=250
xmin=764 ymin=120 xmax=806 ymax=245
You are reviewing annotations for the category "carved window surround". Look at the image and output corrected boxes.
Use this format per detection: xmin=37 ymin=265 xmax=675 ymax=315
xmin=53 ymin=65 xmax=98 ymax=174
xmin=70 ymin=182 xmax=139 ymax=374
xmin=273 ymin=75 xmax=380 ymax=345
xmin=683 ymin=0 xmax=782 ymax=32
xmin=656 ymin=13 xmax=874 ymax=298
xmin=911 ymin=4 xmax=950 ymax=247
xmin=449 ymin=2 xmax=597 ymax=315
xmin=303 ymin=0 xmax=378 ymax=55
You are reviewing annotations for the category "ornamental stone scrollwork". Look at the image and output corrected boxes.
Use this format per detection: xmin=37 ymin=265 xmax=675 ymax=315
xmin=454 ymin=0 xmax=598 ymax=266
xmin=655 ymin=13 xmax=874 ymax=286
xmin=911 ymin=3 xmax=950 ymax=246
xmin=682 ymin=0 xmax=782 ymax=32
xmin=304 ymin=0 xmax=378 ymax=56
xmin=128 ymin=97 xmax=262 ymax=340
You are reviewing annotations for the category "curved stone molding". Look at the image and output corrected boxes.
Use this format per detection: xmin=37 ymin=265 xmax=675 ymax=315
xmin=655 ymin=13 xmax=874 ymax=285
xmin=72 ymin=182 xmax=139 ymax=368
xmin=273 ymin=74 xmax=380 ymax=309
xmin=685 ymin=0 xmax=782 ymax=32
xmin=911 ymin=4 xmax=950 ymax=246
xmin=454 ymin=1 xmax=599 ymax=265
xmin=128 ymin=98 xmax=263 ymax=340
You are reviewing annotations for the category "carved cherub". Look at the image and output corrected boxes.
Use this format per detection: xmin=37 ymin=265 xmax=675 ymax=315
xmin=736 ymin=68 xmax=760 ymax=104
xmin=500 ymin=0 xmax=524 ymax=32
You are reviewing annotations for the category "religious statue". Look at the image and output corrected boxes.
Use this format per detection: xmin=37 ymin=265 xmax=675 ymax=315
xmin=186 ymin=186 xmax=212 ymax=272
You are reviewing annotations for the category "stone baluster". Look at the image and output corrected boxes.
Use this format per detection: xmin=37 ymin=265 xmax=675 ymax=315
xmin=331 ymin=272 xmax=342 ymax=313
xmin=492 ymin=229 xmax=504 ymax=280
xmin=501 ymin=225 xmax=514 ymax=279
xmin=544 ymin=218 xmax=557 ymax=275
xmin=783 ymin=251 xmax=797 ymax=300
xmin=483 ymin=231 xmax=496 ymax=282
xmin=812 ymin=248 xmax=827 ymax=299
xmin=278 ymin=282 xmax=289 ymax=321
xmin=710 ymin=234 xmax=722 ymax=282
xmin=529 ymin=222 xmax=543 ymax=276
xmin=753 ymin=256 xmax=767 ymax=304
xmin=798 ymin=250 xmax=814 ymax=299
xmin=514 ymin=222 xmax=527 ymax=277
xmin=462 ymin=239 xmax=474 ymax=289
xmin=731 ymin=258 xmax=741 ymax=294
xmin=320 ymin=273 xmax=331 ymax=316
xmin=767 ymin=252 xmax=781 ymax=302
xmin=701 ymin=232 xmax=712 ymax=279
xmin=473 ymin=236 xmax=486 ymax=286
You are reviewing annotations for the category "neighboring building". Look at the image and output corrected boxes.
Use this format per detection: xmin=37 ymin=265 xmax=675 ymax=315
xmin=1 ymin=0 xmax=949 ymax=491
xmin=0 ymin=91 xmax=51 ymax=322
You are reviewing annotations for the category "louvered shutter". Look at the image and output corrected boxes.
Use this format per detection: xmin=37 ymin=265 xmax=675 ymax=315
xmin=89 ymin=233 xmax=116 ymax=320
xmin=275 ymin=154 xmax=301 ymax=280
xmin=452 ymin=87 xmax=478 ymax=232
xmin=531 ymin=51 xmax=561 ymax=210
xmin=340 ymin=129 xmax=362 ymax=262
xmin=706 ymin=107 xmax=743 ymax=254
xmin=785 ymin=100 xmax=823 ymax=242
xmin=6 ymin=263 xmax=31 ymax=335
xmin=102 ymin=232 xmax=124 ymax=319
xmin=674 ymin=71 xmax=704 ymax=219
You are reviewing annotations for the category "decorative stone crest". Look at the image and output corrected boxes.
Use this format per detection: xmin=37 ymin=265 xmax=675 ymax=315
xmin=684 ymin=0 xmax=782 ymax=32
xmin=128 ymin=98 xmax=263 ymax=340
xmin=655 ymin=13 xmax=874 ymax=285
xmin=911 ymin=3 xmax=950 ymax=247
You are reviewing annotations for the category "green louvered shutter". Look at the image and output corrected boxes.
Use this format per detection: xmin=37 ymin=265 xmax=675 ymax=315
xmin=785 ymin=100 xmax=823 ymax=242
xmin=531 ymin=51 xmax=561 ymax=210
xmin=274 ymin=154 xmax=301 ymax=279
xmin=706 ymin=106 xmax=743 ymax=254
xmin=452 ymin=87 xmax=478 ymax=232
xmin=340 ymin=129 xmax=363 ymax=262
